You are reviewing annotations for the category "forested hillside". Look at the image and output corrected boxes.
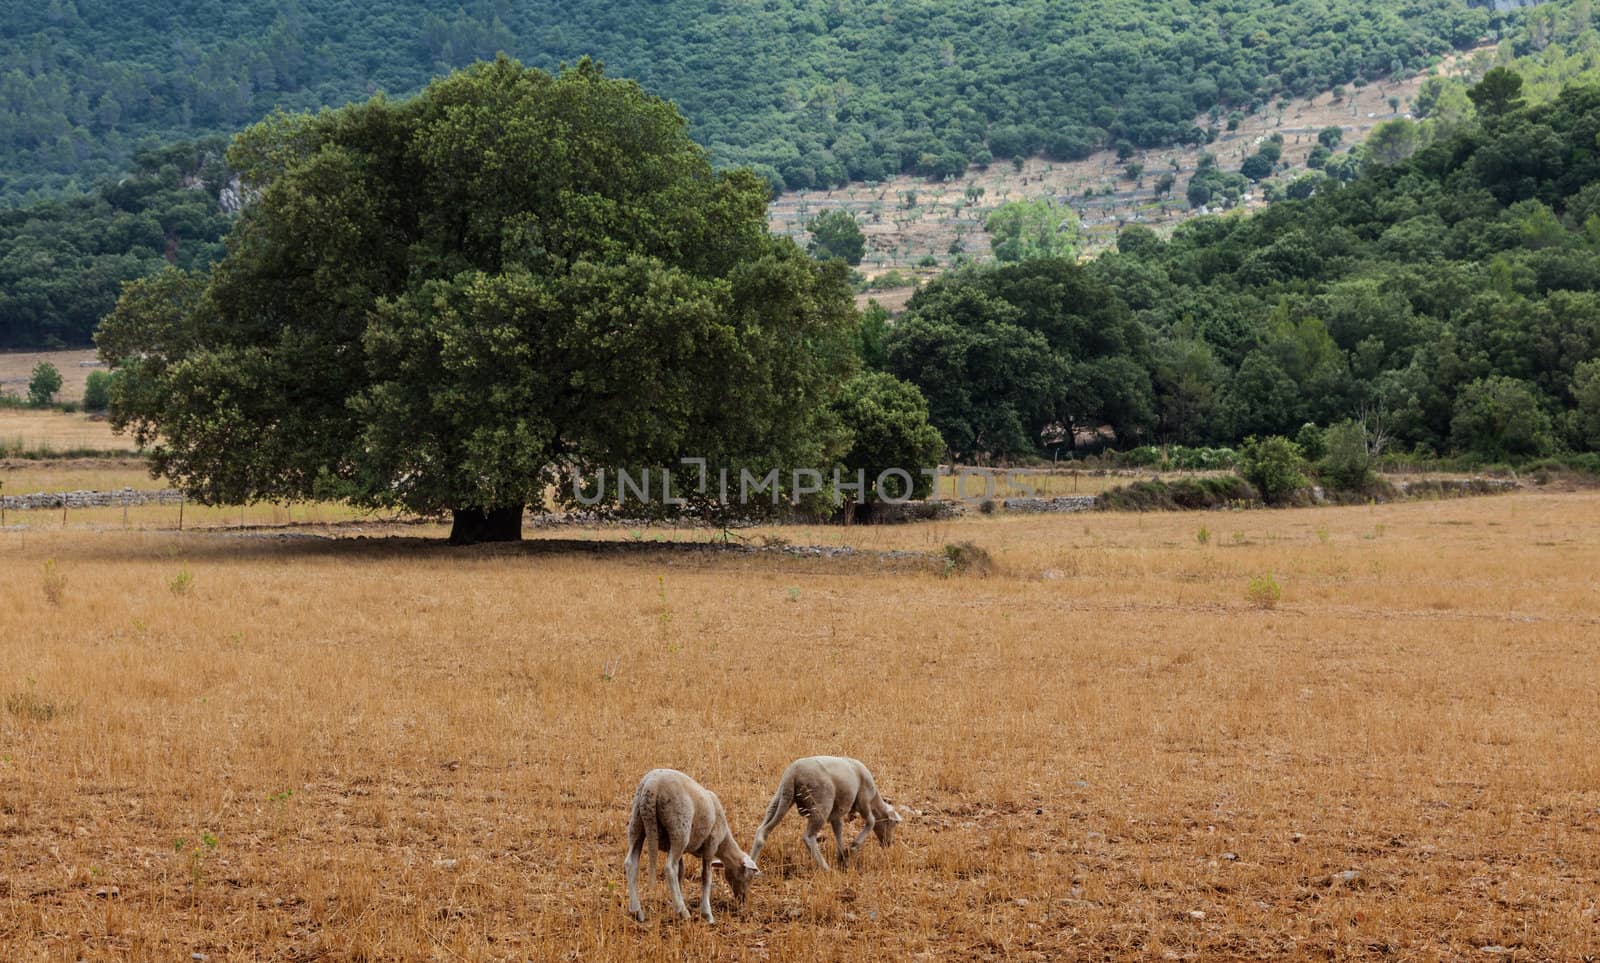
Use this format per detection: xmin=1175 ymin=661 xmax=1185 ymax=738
xmin=0 ymin=139 xmax=233 ymax=348
xmin=881 ymin=75 xmax=1600 ymax=462
xmin=3 ymin=0 xmax=1495 ymax=204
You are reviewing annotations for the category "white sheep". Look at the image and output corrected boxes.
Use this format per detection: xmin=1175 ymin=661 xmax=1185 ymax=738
xmin=748 ymin=755 xmax=902 ymax=870
xmin=624 ymin=768 xmax=760 ymax=922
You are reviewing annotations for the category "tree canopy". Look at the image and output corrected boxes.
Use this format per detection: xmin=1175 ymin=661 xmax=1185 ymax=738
xmin=806 ymin=210 xmax=866 ymax=266
xmin=98 ymin=58 xmax=861 ymax=542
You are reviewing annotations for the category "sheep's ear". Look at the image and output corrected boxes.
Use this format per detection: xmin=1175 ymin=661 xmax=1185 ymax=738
xmin=741 ymin=855 xmax=758 ymax=872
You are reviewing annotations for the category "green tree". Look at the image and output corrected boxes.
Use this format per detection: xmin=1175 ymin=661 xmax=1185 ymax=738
xmin=1449 ymin=376 xmax=1555 ymax=459
xmin=830 ymin=371 xmax=945 ymax=503
xmin=82 ymin=369 xmax=115 ymax=410
xmin=984 ymin=199 xmax=1078 ymax=262
xmin=1572 ymin=359 xmax=1600 ymax=450
xmin=28 ymin=361 xmax=63 ymax=406
xmin=1365 ymin=119 xmax=1420 ymax=167
xmin=807 ymin=209 xmax=866 ymax=266
xmin=1468 ymin=68 xmax=1526 ymax=119
xmin=98 ymin=58 xmax=858 ymax=543
xmin=1318 ymin=419 xmax=1373 ymax=490
xmin=1294 ymin=422 xmax=1326 ymax=461
xmin=1152 ymin=335 xmax=1227 ymax=444
xmin=1318 ymin=126 xmax=1344 ymax=149
xmin=884 ymin=310 xmax=1063 ymax=459
xmin=857 ymin=300 xmax=890 ymax=370
xmin=1238 ymin=435 xmax=1309 ymax=504
xmin=1286 ymin=173 xmax=1322 ymax=199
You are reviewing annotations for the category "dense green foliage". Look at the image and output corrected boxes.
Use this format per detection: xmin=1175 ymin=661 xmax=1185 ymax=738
xmin=882 ymin=257 xmax=1152 ymax=460
xmin=1095 ymin=78 xmax=1600 ymax=461
xmin=2 ymin=0 xmax=1497 ymax=204
xmin=830 ymin=371 xmax=945 ymax=501
xmin=877 ymin=76 xmax=1600 ymax=463
xmin=27 ymin=361 xmax=62 ymax=406
xmin=0 ymin=139 xmax=233 ymax=347
xmin=806 ymin=210 xmax=865 ymax=266
xmin=1238 ymin=435 xmax=1310 ymax=504
xmin=82 ymin=369 xmax=113 ymax=410
xmin=984 ymin=199 xmax=1079 ymax=262
xmin=97 ymin=59 xmax=861 ymax=541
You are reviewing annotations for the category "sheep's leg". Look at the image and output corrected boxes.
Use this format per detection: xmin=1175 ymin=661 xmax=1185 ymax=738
xmin=847 ymin=812 xmax=876 ymax=859
xmin=665 ymin=850 xmax=691 ymax=919
xmin=699 ymin=851 xmax=716 ymax=923
xmin=832 ymin=818 xmax=849 ymax=869
xmin=625 ymin=829 xmax=645 ymax=922
xmin=803 ymin=812 xmax=831 ymax=870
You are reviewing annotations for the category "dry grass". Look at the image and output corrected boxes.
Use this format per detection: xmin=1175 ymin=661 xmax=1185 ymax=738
xmin=3 ymin=492 xmax=1599 ymax=961
xmin=1 ymin=460 xmax=162 ymax=494
xmin=0 ymin=409 xmax=137 ymax=455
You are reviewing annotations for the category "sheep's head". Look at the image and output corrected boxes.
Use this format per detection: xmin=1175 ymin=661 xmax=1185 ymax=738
xmin=718 ymin=854 xmax=760 ymax=902
xmin=873 ymin=800 xmax=903 ymax=846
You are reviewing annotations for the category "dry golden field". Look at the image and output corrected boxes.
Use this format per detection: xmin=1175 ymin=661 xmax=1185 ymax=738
xmin=0 ymin=350 xmax=104 ymax=404
xmin=0 ymin=409 xmax=137 ymax=455
xmin=3 ymin=491 xmax=1599 ymax=961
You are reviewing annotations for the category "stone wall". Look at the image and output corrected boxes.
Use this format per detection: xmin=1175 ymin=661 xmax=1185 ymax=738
xmin=0 ymin=488 xmax=184 ymax=511
xmin=1000 ymin=495 xmax=1098 ymax=513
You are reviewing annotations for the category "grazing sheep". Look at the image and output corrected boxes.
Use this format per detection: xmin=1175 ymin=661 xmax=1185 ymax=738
xmin=749 ymin=755 xmax=902 ymax=870
xmin=624 ymin=768 xmax=760 ymax=922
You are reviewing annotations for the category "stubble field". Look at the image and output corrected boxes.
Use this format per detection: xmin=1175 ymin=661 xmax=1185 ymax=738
xmin=2 ymin=491 xmax=1598 ymax=960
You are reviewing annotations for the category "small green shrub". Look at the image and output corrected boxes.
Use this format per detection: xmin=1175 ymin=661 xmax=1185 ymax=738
xmin=1246 ymin=574 xmax=1282 ymax=609
xmin=1196 ymin=526 xmax=1210 ymax=545
xmin=83 ymin=370 xmax=116 ymax=411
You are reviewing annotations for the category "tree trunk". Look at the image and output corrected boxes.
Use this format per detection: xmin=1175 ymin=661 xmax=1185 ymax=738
xmin=448 ymin=505 xmax=524 ymax=544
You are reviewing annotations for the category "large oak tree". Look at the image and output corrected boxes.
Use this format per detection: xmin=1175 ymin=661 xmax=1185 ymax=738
xmin=99 ymin=57 xmax=859 ymax=542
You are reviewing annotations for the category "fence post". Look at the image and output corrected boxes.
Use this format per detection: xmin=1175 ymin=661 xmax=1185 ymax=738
xmin=62 ymin=492 xmax=68 ymax=527
xmin=178 ymin=496 xmax=184 ymax=532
